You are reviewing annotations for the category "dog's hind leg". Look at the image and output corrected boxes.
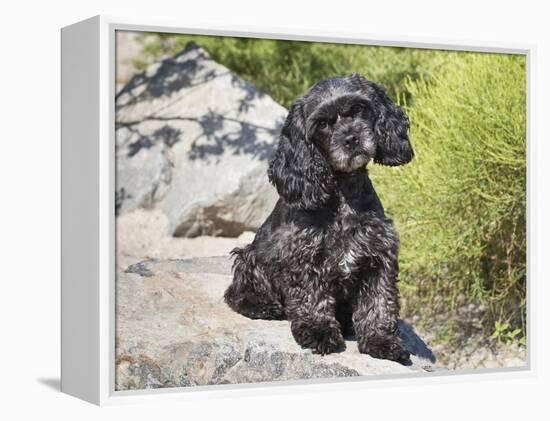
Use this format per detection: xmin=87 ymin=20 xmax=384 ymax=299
xmin=224 ymin=245 xmax=285 ymax=320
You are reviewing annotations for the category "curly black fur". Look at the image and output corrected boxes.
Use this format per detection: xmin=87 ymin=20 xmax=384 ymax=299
xmin=224 ymin=74 xmax=414 ymax=363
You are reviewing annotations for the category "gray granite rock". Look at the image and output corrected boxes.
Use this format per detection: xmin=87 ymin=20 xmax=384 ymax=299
xmin=115 ymin=42 xmax=285 ymax=237
xmin=115 ymin=256 xmax=438 ymax=391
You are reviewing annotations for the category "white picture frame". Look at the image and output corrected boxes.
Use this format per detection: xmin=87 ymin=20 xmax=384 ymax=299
xmin=61 ymin=15 xmax=535 ymax=406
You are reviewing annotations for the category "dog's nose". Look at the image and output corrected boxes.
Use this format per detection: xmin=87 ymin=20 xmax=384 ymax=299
xmin=344 ymin=135 xmax=358 ymax=149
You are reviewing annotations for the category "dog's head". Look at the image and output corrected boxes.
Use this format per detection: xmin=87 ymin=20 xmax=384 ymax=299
xmin=268 ymin=73 xmax=413 ymax=210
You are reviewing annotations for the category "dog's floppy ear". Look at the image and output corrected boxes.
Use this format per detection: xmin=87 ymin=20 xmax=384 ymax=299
xmin=354 ymin=74 xmax=413 ymax=166
xmin=268 ymin=99 xmax=333 ymax=210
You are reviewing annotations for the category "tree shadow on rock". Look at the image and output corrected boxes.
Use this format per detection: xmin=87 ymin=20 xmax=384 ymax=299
xmin=123 ymin=125 xmax=183 ymax=158
xmin=116 ymin=41 xmax=285 ymax=163
xmin=116 ymin=42 xmax=219 ymax=109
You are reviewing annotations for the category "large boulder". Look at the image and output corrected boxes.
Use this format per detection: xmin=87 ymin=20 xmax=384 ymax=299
xmin=115 ymin=256 xmax=439 ymax=390
xmin=115 ymin=42 xmax=285 ymax=237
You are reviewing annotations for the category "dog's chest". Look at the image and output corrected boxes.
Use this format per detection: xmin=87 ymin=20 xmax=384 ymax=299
xmin=273 ymin=193 xmax=395 ymax=280
xmin=327 ymin=201 xmax=395 ymax=278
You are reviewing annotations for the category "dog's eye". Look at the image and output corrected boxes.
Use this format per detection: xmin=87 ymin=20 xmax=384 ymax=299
xmin=350 ymin=104 xmax=364 ymax=115
xmin=318 ymin=120 xmax=329 ymax=130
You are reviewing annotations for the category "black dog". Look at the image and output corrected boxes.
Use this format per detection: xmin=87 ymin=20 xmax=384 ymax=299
xmin=224 ymin=73 xmax=413 ymax=363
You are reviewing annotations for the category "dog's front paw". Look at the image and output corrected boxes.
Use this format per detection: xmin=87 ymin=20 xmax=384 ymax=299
xmin=358 ymin=336 xmax=410 ymax=364
xmin=291 ymin=320 xmax=346 ymax=355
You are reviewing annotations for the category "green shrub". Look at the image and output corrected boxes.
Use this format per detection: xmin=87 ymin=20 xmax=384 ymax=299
xmin=370 ymin=52 xmax=526 ymax=336
xmin=130 ymin=33 xmax=446 ymax=107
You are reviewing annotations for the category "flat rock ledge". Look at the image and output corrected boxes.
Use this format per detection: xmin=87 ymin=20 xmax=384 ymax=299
xmin=116 ymin=256 xmax=439 ymax=390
